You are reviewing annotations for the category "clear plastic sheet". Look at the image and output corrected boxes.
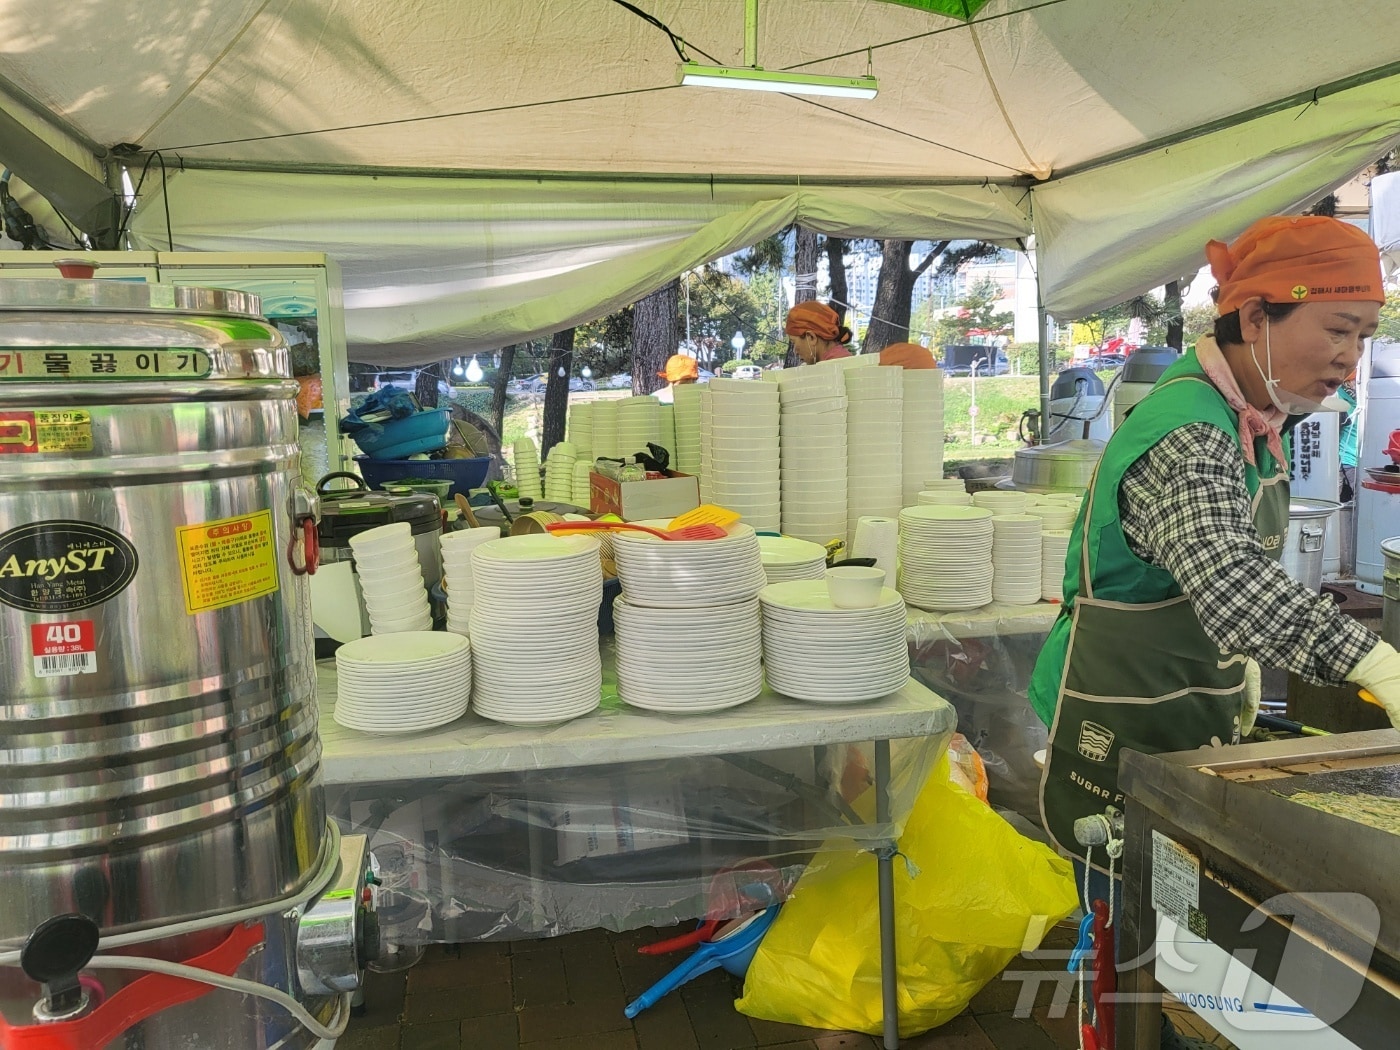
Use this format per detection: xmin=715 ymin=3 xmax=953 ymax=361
xmin=322 ymin=666 xmax=954 ymax=944
xmin=904 ymin=604 xmax=1060 ymax=823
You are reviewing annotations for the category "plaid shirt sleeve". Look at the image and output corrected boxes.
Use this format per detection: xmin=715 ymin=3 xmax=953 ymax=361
xmin=1117 ymin=423 xmax=1377 ymax=685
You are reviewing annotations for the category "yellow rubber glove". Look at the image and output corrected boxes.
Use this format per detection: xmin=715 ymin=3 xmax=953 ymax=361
xmin=1241 ymin=659 xmax=1262 ymax=737
xmin=1345 ymin=641 xmax=1400 ymax=730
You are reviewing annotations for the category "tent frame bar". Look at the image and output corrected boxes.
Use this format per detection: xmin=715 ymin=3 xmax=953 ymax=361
xmin=0 ymin=73 xmax=108 ymax=162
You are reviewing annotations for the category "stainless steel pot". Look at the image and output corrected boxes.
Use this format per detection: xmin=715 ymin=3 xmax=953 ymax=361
xmin=1281 ymin=498 xmax=1340 ymax=592
xmin=1382 ymin=537 xmax=1400 ymax=649
xmin=0 ymin=280 xmax=364 ymax=1047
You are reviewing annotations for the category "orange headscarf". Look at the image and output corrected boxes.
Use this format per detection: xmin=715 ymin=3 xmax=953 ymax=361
xmin=878 ymin=342 xmax=937 ymax=370
xmin=1206 ymin=215 xmax=1383 ymax=315
xmin=785 ymin=301 xmax=851 ymax=344
xmin=658 ymin=354 xmax=699 ymax=384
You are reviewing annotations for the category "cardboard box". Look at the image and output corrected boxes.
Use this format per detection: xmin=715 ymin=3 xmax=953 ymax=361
xmin=590 ymin=471 xmax=699 ymax=521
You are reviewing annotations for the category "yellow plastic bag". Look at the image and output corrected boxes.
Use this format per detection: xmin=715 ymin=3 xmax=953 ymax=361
xmin=735 ymin=754 xmax=1078 ymax=1038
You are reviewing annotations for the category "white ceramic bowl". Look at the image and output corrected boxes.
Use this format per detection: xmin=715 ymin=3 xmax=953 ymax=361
xmin=825 ymin=565 xmax=887 ymax=608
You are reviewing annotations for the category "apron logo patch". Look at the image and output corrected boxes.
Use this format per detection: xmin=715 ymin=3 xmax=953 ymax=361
xmin=1077 ymin=720 xmax=1115 ymax=762
xmin=1261 ymin=534 xmax=1282 ymax=551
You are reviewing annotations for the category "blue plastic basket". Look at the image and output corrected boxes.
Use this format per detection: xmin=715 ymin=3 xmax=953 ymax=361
xmin=355 ymin=455 xmax=493 ymax=499
xmin=352 ymin=409 xmax=451 ymax=457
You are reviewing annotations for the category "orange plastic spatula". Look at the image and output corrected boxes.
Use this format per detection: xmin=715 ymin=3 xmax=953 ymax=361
xmin=668 ymin=504 xmax=742 ymax=532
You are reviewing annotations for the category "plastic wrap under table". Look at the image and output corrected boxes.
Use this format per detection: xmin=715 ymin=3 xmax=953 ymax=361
xmin=906 ymin=604 xmax=1058 ymax=823
xmin=327 ymin=734 xmax=949 ymax=945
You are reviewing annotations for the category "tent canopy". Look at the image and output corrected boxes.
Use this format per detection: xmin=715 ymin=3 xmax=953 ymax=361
xmin=0 ymin=0 xmax=1397 ymax=361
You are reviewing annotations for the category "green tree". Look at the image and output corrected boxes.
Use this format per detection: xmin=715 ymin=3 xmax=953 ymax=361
xmin=1075 ymin=293 xmax=1166 ymax=348
xmin=1182 ymin=303 xmax=1217 ymax=347
xmin=1377 ymin=289 xmax=1400 ymax=342
xmin=935 ymin=277 xmax=1014 ymax=345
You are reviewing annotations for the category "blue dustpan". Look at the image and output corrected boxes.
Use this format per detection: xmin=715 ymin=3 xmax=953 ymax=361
xmin=624 ymin=906 xmax=779 ymax=1019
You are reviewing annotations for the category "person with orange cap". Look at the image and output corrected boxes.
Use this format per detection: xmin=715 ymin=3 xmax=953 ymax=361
xmin=655 ymin=353 xmax=699 ymax=404
xmin=1028 ymin=215 xmax=1395 ymax=1048
xmin=783 ymin=302 xmax=938 ymax=369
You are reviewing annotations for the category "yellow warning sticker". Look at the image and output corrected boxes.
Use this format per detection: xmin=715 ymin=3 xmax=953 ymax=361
xmin=35 ymin=410 xmax=93 ymax=452
xmin=176 ymin=509 xmax=280 ymax=615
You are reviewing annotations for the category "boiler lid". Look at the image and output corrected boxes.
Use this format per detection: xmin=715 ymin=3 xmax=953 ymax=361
xmin=0 ymin=279 xmax=263 ymax=318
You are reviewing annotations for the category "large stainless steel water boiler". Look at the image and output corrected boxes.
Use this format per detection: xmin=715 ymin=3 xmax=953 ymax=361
xmin=0 ymin=280 xmax=373 ymax=1049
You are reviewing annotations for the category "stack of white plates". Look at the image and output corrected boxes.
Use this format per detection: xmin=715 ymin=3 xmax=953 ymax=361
xmin=672 ymin=383 xmax=703 ymax=475
xmin=990 ymin=514 xmax=1043 ymax=605
xmin=696 ymin=385 xmax=713 ymax=496
xmin=918 ymin=490 xmax=971 ymax=506
xmin=901 ymin=369 xmax=945 ymax=508
xmin=921 ymin=477 xmax=966 ymax=493
xmin=702 ymin=379 xmax=780 ymax=531
xmin=543 ymin=441 xmax=578 ymax=502
xmin=777 ymin=363 xmax=849 ymax=547
xmin=590 ymin=398 xmax=620 ymax=459
xmin=571 ymin=459 xmax=594 ymax=507
xmin=972 ymin=490 xmax=1031 ymax=515
xmin=617 ymin=395 xmax=661 ymax=460
xmin=467 ymin=534 xmax=604 ymax=724
xmin=760 ymin=581 xmax=910 ymax=703
xmin=659 ymin=403 xmax=676 ymax=459
xmin=513 ymin=438 xmax=543 ymax=500
xmin=1042 ymin=529 xmax=1073 ymax=602
xmin=566 ymin=401 xmax=593 ymax=458
xmin=612 ymin=522 xmax=765 ymax=607
xmin=614 ymin=597 xmax=763 ymax=711
xmin=350 ymin=523 xmax=433 ymax=634
xmin=334 ymin=631 xmax=471 ymax=733
xmin=845 ymin=367 xmax=904 ymax=540
xmin=897 ymin=505 xmax=994 ymax=611
xmin=1028 ymin=503 xmax=1078 ymax=531
xmin=441 ymin=528 xmax=501 ymax=634
xmin=758 ymin=535 xmax=829 ymax=583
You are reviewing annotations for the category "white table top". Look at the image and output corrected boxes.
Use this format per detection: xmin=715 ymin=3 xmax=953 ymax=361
xmin=905 ymin=600 xmax=1061 ymax=640
xmin=317 ymin=662 xmax=956 ymax=786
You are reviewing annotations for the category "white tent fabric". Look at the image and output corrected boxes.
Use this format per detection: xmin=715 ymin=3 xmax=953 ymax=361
xmin=1374 ymin=171 xmax=1400 ymax=276
xmin=0 ymin=0 xmax=1398 ymax=360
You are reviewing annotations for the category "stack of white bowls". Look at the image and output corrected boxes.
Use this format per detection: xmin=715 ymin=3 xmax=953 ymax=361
xmin=1028 ymin=501 xmax=1078 ymax=532
xmin=758 ymin=535 xmax=829 ymax=584
xmin=333 ymin=632 xmax=471 ymax=734
xmin=990 ymin=514 xmax=1044 ymax=605
xmin=896 ymin=505 xmax=994 ymax=611
xmin=659 ymin=403 xmax=676 ymax=459
xmin=566 ymin=401 xmax=593 ymax=458
xmin=590 ymin=398 xmax=620 ymax=459
xmin=972 ymin=490 xmax=1031 ymax=515
xmin=441 ymin=527 xmax=501 ymax=635
xmin=513 ymin=438 xmax=543 ymax=500
xmin=571 ymin=459 xmax=594 ymax=507
xmin=543 ymin=441 xmax=578 ymax=502
xmin=1042 ymin=529 xmax=1074 ymax=601
xmin=702 ymin=379 xmax=781 ymax=531
xmin=901 ymin=369 xmax=946 ymax=508
xmin=468 ymin=534 xmax=604 ymax=724
xmin=851 ymin=515 xmax=900 ymax=579
xmin=845 ymin=367 xmax=904 ymax=540
xmin=760 ymin=580 xmax=910 ymax=703
xmin=616 ymin=395 xmax=661 ymax=461
xmin=350 ymin=523 xmax=433 ymax=634
xmin=775 ymin=363 xmax=849 ymax=547
xmin=672 ymin=382 xmax=703 ymax=475
xmin=612 ymin=522 xmax=766 ymax=711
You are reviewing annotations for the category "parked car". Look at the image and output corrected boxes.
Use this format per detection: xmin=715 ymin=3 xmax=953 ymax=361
xmin=370 ymin=370 xmax=454 ymax=399
xmin=1086 ymin=353 xmax=1127 ymax=369
xmin=522 ymin=373 xmax=597 ymax=394
xmin=938 ymin=345 xmax=1008 ymax=377
xmin=730 ymin=363 xmax=763 ymax=380
xmin=605 ymin=373 xmax=632 ymax=389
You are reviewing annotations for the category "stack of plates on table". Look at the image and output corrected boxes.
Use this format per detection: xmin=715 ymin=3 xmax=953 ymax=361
xmin=350 ymin=523 xmax=433 ymax=634
xmin=512 ymin=438 xmax=543 ymax=500
xmin=701 ymin=379 xmax=781 ymax=531
xmin=441 ymin=528 xmax=501 ymax=634
xmin=972 ymin=490 xmax=1030 ymax=515
xmin=845 ymin=367 xmax=904 ymax=540
xmin=571 ymin=459 xmax=594 ymax=507
xmin=758 ymin=535 xmax=829 ymax=583
xmin=990 ymin=514 xmax=1044 ymax=605
xmin=1027 ymin=502 xmax=1078 ymax=531
xmin=760 ymin=581 xmax=910 ymax=703
xmin=918 ymin=489 xmax=971 ymax=506
xmin=920 ymin=477 xmax=966 ymax=493
xmin=658 ymin=403 xmax=676 ymax=459
xmin=544 ymin=441 xmax=578 ymax=502
xmin=672 ymin=382 xmax=703 ymax=475
xmin=901 ymin=368 xmax=945 ymax=508
xmin=334 ymin=631 xmax=471 ymax=733
xmin=612 ymin=521 xmax=765 ymax=607
xmin=590 ymin=398 xmax=620 ymax=459
xmin=566 ymin=401 xmax=593 ymax=459
xmin=616 ymin=395 xmax=661 ymax=461
xmin=896 ymin=505 xmax=994 ymax=611
xmin=613 ymin=597 xmax=763 ymax=712
xmin=467 ymin=534 xmax=604 ymax=724
xmin=777 ymin=363 xmax=849 ymax=547
xmin=1041 ymin=529 xmax=1073 ymax=601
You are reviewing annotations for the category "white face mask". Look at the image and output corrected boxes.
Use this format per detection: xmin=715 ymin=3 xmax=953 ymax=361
xmin=1250 ymin=317 xmax=1350 ymax=415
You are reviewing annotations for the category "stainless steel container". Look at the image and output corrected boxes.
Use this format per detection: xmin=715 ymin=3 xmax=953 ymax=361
xmin=1281 ymin=498 xmax=1340 ymax=592
xmin=1382 ymin=537 xmax=1400 ymax=649
xmin=0 ymin=280 xmax=359 ymax=1047
xmin=1010 ymin=438 xmax=1104 ymax=491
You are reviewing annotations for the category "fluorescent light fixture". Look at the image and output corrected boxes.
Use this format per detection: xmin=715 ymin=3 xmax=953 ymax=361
xmin=679 ymin=62 xmax=878 ymax=100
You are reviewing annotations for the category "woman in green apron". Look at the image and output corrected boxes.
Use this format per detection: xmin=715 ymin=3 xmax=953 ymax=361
xmin=1029 ymin=216 xmax=1400 ymax=1045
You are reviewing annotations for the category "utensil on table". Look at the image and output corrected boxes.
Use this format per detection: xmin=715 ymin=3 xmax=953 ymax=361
xmin=545 ymin=520 xmax=726 ymax=541
xmin=669 ymin=504 xmax=742 ymax=531
xmin=454 ymin=492 xmax=482 ymax=529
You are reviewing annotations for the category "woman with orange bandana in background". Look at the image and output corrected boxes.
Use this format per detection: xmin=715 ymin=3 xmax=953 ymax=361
xmin=783 ymin=301 xmax=939 ymax=369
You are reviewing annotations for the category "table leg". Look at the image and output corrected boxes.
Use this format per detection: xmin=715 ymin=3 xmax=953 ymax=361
xmin=875 ymin=738 xmax=899 ymax=1050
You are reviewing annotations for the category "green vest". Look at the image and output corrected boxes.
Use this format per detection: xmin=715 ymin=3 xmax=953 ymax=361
xmin=1030 ymin=349 xmax=1290 ymax=862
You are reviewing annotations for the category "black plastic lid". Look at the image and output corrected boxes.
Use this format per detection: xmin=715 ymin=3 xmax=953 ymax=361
xmin=318 ymin=492 xmax=441 ymax=545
